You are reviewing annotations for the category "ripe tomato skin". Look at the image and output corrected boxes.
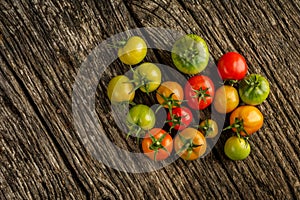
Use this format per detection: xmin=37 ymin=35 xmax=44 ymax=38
xmin=213 ymin=85 xmax=239 ymax=113
xmin=126 ymin=104 xmax=156 ymax=131
xmin=172 ymin=34 xmax=210 ymax=74
xmin=217 ymin=52 xmax=248 ymax=80
xmin=118 ymin=36 xmax=147 ymax=65
xmin=133 ymin=63 xmax=161 ymax=93
xmin=239 ymin=74 xmax=270 ymax=105
xmin=229 ymin=105 xmax=264 ymax=136
xmin=142 ymin=128 xmax=173 ymax=161
xmin=224 ymin=136 xmax=251 ymax=160
xmin=167 ymin=107 xmax=193 ymax=131
xmin=174 ymin=128 xmax=207 ymax=160
xmin=156 ymin=81 xmax=184 ymax=108
xmin=185 ymin=75 xmax=215 ymax=110
xmin=107 ymin=75 xmax=135 ymax=103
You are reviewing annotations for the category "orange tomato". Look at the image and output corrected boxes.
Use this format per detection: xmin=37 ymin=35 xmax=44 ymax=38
xmin=156 ymin=81 xmax=184 ymax=108
xmin=142 ymin=128 xmax=173 ymax=161
xmin=174 ymin=128 xmax=207 ymax=160
xmin=229 ymin=105 xmax=264 ymax=136
xmin=213 ymin=85 xmax=239 ymax=113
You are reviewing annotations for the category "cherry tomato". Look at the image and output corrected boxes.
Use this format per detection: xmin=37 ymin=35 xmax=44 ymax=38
xmin=142 ymin=128 xmax=173 ymax=161
xmin=118 ymin=36 xmax=147 ymax=65
xmin=213 ymin=85 xmax=239 ymax=113
xmin=217 ymin=52 xmax=248 ymax=80
xmin=126 ymin=104 xmax=156 ymax=138
xmin=227 ymin=105 xmax=264 ymax=137
xmin=107 ymin=75 xmax=135 ymax=103
xmin=174 ymin=128 xmax=207 ymax=160
xmin=133 ymin=63 xmax=161 ymax=94
xmin=224 ymin=136 xmax=251 ymax=160
xmin=167 ymin=107 xmax=193 ymax=131
xmin=156 ymin=81 xmax=184 ymax=109
xmin=198 ymin=119 xmax=218 ymax=138
xmin=172 ymin=34 xmax=210 ymax=74
xmin=239 ymin=74 xmax=270 ymax=105
xmin=185 ymin=75 xmax=215 ymax=110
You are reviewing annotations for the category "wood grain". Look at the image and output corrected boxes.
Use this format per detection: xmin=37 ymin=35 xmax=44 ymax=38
xmin=0 ymin=0 xmax=299 ymax=199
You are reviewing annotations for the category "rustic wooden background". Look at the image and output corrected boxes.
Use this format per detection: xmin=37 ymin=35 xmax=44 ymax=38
xmin=1 ymin=0 xmax=300 ymax=199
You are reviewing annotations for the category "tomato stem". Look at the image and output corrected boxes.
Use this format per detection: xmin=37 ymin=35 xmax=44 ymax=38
xmin=126 ymin=123 xmax=144 ymax=142
xmin=155 ymin=104 xmax=164 ymax=114
xmin=149 ymin=133 xmax=170 ymax=161
xmin=129 ymin=101 xmax=136 ymax=106
xmin=198 ymin=119 xmax=213 ymax=137
xmin=106 ymin=40 xmax=128 ymax=49
xmin=167 ymin=113 xmax=188 ymax=132
xmin=178 ymin=41 xmax=200 ymax=67
xmin=176 ymin=134 xmax=202 ymax=158
xmin=223 ymin=118 xmax=249 ymax=138
xmin=124 ymin=67 xmax=151 ymax=95
xmin=156 ymin=92 xmax=184 ymax=117
xmin=244 ymin=74 xmax=261 ymax=88
xmin=192 ymin=87 xmax=210 ymax=104
xmin=224 ymin=79 xmax=239 ymax=86
xmin=131 ymin=67 xmax=153 ymax=95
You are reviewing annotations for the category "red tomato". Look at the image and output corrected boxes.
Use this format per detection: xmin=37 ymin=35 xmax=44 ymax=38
xmin=167 ymin=107 xmax=193 ymax=131
xmin=142 ymin=128 xmax=173 ymax=161
xmin=217 ymin=52 xmax=248 ymax=80
xmin=185 ymin=75 xmax=215 ymax=110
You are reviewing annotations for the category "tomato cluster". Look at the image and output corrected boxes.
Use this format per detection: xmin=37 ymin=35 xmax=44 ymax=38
xmin=106 ymin=35 xmax=270 ymax=162
xmin=216 ymin=52 xmax=270 ymax=160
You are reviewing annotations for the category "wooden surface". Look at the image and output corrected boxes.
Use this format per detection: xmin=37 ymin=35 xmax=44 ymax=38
xmin=1 ymin=0 xmax=300 ymax=199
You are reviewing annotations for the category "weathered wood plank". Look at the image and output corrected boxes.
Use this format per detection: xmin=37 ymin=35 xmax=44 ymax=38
xmin=0 ymin=0 xmax=299 ymax=199
xmin=127 ymin=0 xmax=300 ymax=199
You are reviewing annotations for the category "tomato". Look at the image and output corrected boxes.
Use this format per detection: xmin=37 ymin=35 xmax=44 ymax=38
xmin=224 ymin=136 xmax=251 ymax=160
xmin=118 ymin=36 xmax=147 ymax=65
xmin=217 ymin=52 xmax=248 ymax=80
xmin=174 ymin=128 xmax=207 ymax=160
xmin=126 ymin=104 xmax=156 ymax=138
xmin=107 ymin=75 xmax=135 ymax=103
xmin=185 ymin=75 xmax=215 ymax=110
xmin=167 ymin=107 xmax=193 ymax=131
xmin=156 ymin=81 xmax=184 ymax=109
xmin=171 ymin=34 xmax=210 ymax=74
xmin=239 ymin=74 xmax=270 ymax=105
xmin=213 ymin=85 xmax=239 ymax=113
xmin=142 ymin=128 xmax=173 ymax=161
xmin=226 ymin=105 xmax=264 ymax=137
xmin=198 ymin=119 xmax=218 ymax=138
xmin=133 ymin=63 xmax=161 ymax=94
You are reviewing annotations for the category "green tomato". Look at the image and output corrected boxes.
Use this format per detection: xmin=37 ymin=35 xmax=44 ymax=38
xmin=127 ymin=104 xmax=155 ymax=130
xmin=118 ymin=36 xmax=147 ymax=65
xmin=107 ymin=75 xmax=135 ymax=103
xmin=171 ymin=34 xmax=210 ymax=74
xmin=224 ymin=136 xmax=251 ymax=160
xmin=133 ymin=63 xmax=162 ymax=93
xmin=239 ymin=74 xmax=270 ymax=105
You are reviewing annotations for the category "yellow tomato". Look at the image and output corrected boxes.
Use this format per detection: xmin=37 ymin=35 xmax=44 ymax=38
xmin=118 ymin=36 xmax=147 ymax=65
xmin=213 ymin=85 xmax=239 ymax=113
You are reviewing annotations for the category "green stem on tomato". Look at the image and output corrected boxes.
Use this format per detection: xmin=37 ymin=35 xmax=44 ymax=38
xmin=223 ymin=118 xmax=249 ymax=138
xmin=148 ymin=133 xmax=170 ymax=161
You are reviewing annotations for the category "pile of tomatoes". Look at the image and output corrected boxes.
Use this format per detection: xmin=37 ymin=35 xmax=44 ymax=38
xmin=216 ymin=52 xmax=270 ymax=160
xmin=106 ymin=34 xmax=270 ymax=162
